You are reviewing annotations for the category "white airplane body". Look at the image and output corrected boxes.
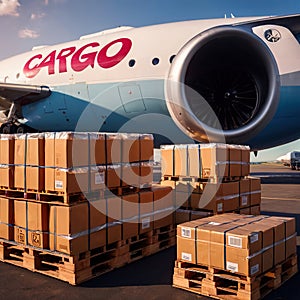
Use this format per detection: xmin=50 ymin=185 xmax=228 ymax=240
xmin=0 ymin=14 xmax=300 ymax=150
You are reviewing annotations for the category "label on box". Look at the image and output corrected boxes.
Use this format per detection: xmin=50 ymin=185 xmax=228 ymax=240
xmin=242 ymin=195 xmax=248 ymax=206
xmin=226 ymin=261 xmax=238 ymax=272
xmin=142 ymin=217 xmax=150 ymax=229
xmin=208 ymin=222 xmax=221 ymax=226
xmin=31 ymin=232 xmax=41 ymax=247
xmin=55 ymin=180 xmax=63 ymax=189
xmin=181 ymin=252 xmax=192 ymax=262
xmin=181 ymin=227 xmax=191 ymax=238
xmin=251 ymin=264 xmax=259 ymax=275
xmin=217 ymin=203 xmax=223 ymax=212
xmin=95 ymin=172 xmax=105 ymax=185
xmin=228 ymin=236 xmax=242 ymax=248
xmin=250 ymin=233 xmax=259 ymax=243
xmin=17 ymin=229 xmax=26 ymax=244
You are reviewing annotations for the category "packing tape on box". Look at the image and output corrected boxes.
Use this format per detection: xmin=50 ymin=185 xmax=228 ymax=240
xmin=0 ymin=221 xmax=14 ymax=227
xmin=217 ymin=194 xmax=240 ymax=201
xmin=122 ymin=215 xmax=139 ymax=223
xmin=0 ymin=164 xmax=14 ymax=168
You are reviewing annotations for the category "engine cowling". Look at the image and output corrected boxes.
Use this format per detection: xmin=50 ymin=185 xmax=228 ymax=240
xmin=165 ymin=26 xmax=280 ymax=144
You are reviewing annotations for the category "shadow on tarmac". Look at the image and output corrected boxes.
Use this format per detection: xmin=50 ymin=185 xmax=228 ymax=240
xmin=81 ymin=247 xmax=176 ymax=288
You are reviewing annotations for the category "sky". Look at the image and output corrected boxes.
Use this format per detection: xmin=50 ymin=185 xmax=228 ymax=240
xmin=0 ymin=0 xmax=300 ymax=162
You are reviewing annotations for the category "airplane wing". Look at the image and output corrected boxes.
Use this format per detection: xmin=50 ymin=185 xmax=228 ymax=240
xmin=0 ymin=82 xmax=51 ymax=110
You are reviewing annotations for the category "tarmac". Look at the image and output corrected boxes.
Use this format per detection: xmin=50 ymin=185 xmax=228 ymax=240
xmin=0 ymin=163 xmax=299 ymax=300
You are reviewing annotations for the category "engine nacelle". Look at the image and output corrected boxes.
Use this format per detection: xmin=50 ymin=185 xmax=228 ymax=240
xmin=165 ymin=26 xmax=280 ymax=144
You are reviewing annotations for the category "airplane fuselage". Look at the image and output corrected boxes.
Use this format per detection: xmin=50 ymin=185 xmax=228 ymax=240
xmin=0 ymin=15 xmax=300 ymax=150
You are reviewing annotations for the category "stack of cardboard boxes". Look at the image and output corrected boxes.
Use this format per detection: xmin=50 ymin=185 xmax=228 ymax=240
xmin=0 ymin=132 xmax=175 ymax=259
xmin=176 ymin=213 xmax=297 ymax=277
xmin=174 ymin=213 xmax=297 ymax=299
xmin=160 ymin=143 xmax=261 ymax=223
xmin=169 ymin=144 xmax=298 ymax=298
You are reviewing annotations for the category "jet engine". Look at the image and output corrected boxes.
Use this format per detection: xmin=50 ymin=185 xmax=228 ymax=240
xmin=165 ymin=26 xmax=280 ymax=144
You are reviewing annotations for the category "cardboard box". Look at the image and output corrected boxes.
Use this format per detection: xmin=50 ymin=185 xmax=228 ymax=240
xmin=14 ymin=133 xmax=45 ymax=166
xmin=121 ymin=164 xmax=140 ymax=187
xmin=239 ymin=207 xmax=251 ymax=215
xmin=195 ymin=182 xmax=239 ymax=213
xmin=49 ymin=202 xmax=89 ymax=255
xmin=200 ymin=144 xmax=229 ymax=178
xmin=105 ymin=165 xmax=121 ymax=188
xmin=239 ymin=178 xmax=251 ymax=207
xmin=271 ymin=216 xmax=297 ymax=259
xmin=0 ymin=197 xmax=14 ymax=240
xmin=188 ymin=145 xmax=202 ymax=178
xmin=177 ymin=219 xmax=210 ymax=264
xmin=45 ymin=167 xmax=105 ymax=194
xmin=0 ymin=134 xmax=14 ymax=165
xmin=175 ymin=182 xmax=192 ymax=208
xmin=152 ymin=184 xmax=174 ymax=229
xmin=106 ymin=134 xmax=122 ymax=164
xmin=140 ymin=162 xmax=153 ymax=186
xmin=14 ymin=200 xmax=49 ymax=249
xmin=175 ymin=209 xmax=190 ymax=225
xmin=196 ymin=182 xmax=223 ymax=212
xmin=14 ymin=166 xmax=45 ymax=191
xmin=249 ymin=177 xmax=261 ymax=206
xmin=228 ymin=146 xmax=242 ymax=177
xmin=122 ymin=134 xmax=140 ymax=163
xmin=45 ymin=132 xmax=90 ymax=168
xmin=121 ymin=163 xmax=153 ymax=187
xmin=107 ymin=196 xmax=122 ymax=244
xmin=0 ymin=166 xmax=14 ymax=188
xmin=140 ymin=134 xmax=154 ymax=162
xmin=250 ymin=205 xmax=261 ymax=215
xmin=139 ymin=191 xmax=154 ymax=234
xmin=174 ymin=181 xmax=204 ymax=209
xmin=246 ymin=221 xmax=274 ymax=273
xmin=161 ymin=145 xmax=174 ymax=176
xmin=241 ymin=147 xmax=250 ymax=176
xmin=174 ymin=145 xmax=188 ymax=176
xmin=226 ymin=227 xmax=262 ymax=276
xmin=122 ymin=193 xmax=139 ymax=240
xmin=91 ymin=134 xmax=106 ymax=165
xmin=89 ymin=199 xmax=107 ymax=249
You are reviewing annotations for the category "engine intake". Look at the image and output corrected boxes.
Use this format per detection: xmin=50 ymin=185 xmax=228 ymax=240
xmin=165 ymin=26 xmax=280 ymax=144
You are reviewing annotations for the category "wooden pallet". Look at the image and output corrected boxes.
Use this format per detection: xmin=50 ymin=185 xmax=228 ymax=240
xmin=173 ymin=255 xmax=298 ymax=300
xmin=0 ymin=188 xmax=105 ymax=204
xmin=0 ymin=224 xmax=176 ymax=285
xmin=162 ymin=175 xmax=244 ymax=184
xmin=108 ymin=184 xmax=151 ymax=196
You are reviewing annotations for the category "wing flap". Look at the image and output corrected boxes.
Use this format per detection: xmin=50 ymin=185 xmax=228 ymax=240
xmin=0 ymin=82 xmax=51 ymax=110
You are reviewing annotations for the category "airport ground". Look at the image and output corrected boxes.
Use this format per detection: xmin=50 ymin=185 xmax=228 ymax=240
xmin=0 ymin=163 xmax=299 ymax=300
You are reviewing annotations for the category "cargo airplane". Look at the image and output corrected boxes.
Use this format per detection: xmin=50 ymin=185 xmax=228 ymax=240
xmin=0 ymin=14 xmax=300 ymax=150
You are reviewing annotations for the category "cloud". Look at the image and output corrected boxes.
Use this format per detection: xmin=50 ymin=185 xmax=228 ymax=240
xmin=44 ymin=0 xmax=66 ymax=5
xmin=18 ymin=28 xmax=39 ymax=39
xmin=31 ymin=12 xmax=46 ymax=20
xmin=0 ymin=0 xmax=20 ymax=16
